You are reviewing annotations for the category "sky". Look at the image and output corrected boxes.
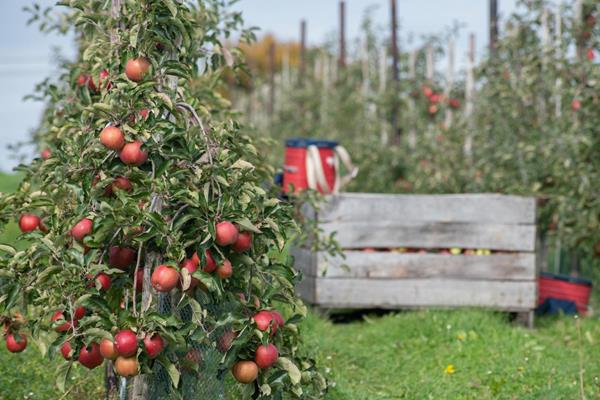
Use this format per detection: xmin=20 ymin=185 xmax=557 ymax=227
xmin=0 ymin=0 xmax=520 ymax=172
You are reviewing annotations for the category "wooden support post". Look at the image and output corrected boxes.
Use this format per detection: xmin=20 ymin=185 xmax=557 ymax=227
xmin=299 ymin=20 xmax=306 ymax=86
xmin=555 ymin=2 xmax=562 ymax=118
xmin=575 ymin=0 xmax=584 ymax=61
xmin=464 ymin=33 xmax=476 ymax=156
xmin=489 ymin=0 xmax=498 ymax=55
xmin=390 ymin=0 xmax=400 ymax=140
xmin=268 ymin=41 xmax=276 ymax=117
xmin=339 ymin=1 xmax=346 ymax=70
xmin=444 ymin=37 xmax=455 ymax=129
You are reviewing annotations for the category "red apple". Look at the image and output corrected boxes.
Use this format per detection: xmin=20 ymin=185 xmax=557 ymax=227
xmin=422 ymin=86 xmax=433 ymax=98
xmin=254 ymin=344 xmax=278 ymax=369
xmin=51 ymin=311 xmax=72 ymax=333
xmin=125 ymin=58 xmax=151 ymax=82
xmin=587 ymin=48 xmax=595 ymax=61
xmin=100 ymin=126 xmax=125 ymax=151
xmin=448 ymin=98 xmax=461 ymax=109
xmin=114 ymin=329 xmax=138 ymax=357
xmin=19 ymin=214 xmax=40 ymax=233
xmin=60 ymin=341 xmax=72 ymax=360
xmin=71 ymin=218 xmax=93 ymax=242
xmin=120 ymin=141 xmax=148 ymax=166
xmin=104 ymin=176 xmax=133 ymax=196
xmin=429 ymin=93 xmax=442 ymax=104
xmin=192 ymin=250 xmax=217 ymax=273
xmin=232 ymin=232 xmax=252 ymax=253
xmin=139 ymin=109 xmax=150 ymax=119
xmin=180 ymin=259 xmax=199 ymax=289
xmin=253 ymin=311 xmax=275 ymax=332
xmin=217 ymin=330 xmax=237 ymax=352
xmin=151 ymin=265 xmax=179 ymax=292
xmin=232 ymin=360 xmax=259 ymax=384
xmin=115 ymin=356 xmax=139 ymax=377
xmin=428 ymin=104 xmax=439 ymax=115
xmin=108 ymin=246 xmax=137 ymax=270
xmin=100 ymin=338 xmax=118 ymax=360
xmin=271 ymin=311 xmax=284 ymax=330
xmin=78 ymin=342 xmax=103 ymax=369
xmin=95 ymin=273 xmax=112 ymax=291
xmin=98 ymin=69 xmax=111 ymax=90
xmin=76 ymin=74 xmax=89 ymax=87
xmin=6 ymin=333 xmax=27 ymax=353
xmin=74 ymin=306 xmax=86 ymax=321
xmin=143 ymin=333 xmax=165 ymax=359
xmin=572 ymin=99 xmax=581 ymax=111
xmin=135 ymin=268 xmax=144 ymax=292
xmin=41 ymin=148 xmax=51 ymax=159
xmin=215 ymin=221 xmax=239 ymax=246
xmin=216 ymin=259 xmax=233 ymax=279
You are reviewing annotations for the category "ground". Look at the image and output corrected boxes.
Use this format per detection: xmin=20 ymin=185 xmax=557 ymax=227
xmin=1 ymin=173 xmax=599 ymax=399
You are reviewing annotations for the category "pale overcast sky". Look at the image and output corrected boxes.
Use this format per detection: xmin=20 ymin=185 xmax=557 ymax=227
xmin=0 ymin=0 xmax=521 ymax=172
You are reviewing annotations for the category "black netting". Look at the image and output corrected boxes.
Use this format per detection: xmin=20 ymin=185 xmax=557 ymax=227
xmin=118 ymin=293 xmax=237 ymax=399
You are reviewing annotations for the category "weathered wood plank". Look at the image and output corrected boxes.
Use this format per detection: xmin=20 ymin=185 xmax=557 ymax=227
xmin=313 ymin=279 xmax=537 ymax=310
xmin=312 ymin=252 xmax=536 ymax=280
xmin=295 ymin=275 xmax=316 ymax=304
xmin=319 ymin=193 xmax=536 ymax=225
xmin=320 ymin=221 xmax=537 ymax=252
xmin=290 ymin=247 xmax=317 ymax=276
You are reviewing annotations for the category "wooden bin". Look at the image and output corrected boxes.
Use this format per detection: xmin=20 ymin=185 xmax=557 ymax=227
xmin=293 ymin=193 xmax=538 ymax=324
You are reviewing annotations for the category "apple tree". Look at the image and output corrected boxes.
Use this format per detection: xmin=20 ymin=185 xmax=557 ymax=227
xmin=0 ymin=0 xmax=326 ymax=398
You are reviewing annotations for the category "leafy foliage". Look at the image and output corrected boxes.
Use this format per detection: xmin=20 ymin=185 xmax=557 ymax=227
xmin=0 ymin=1 xmax=326 ymax=398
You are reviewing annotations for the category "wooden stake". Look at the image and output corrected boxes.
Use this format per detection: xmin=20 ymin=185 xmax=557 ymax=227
xmin=426 ymin=45 xmax=434 ymax=82
xmin=339 ymin=1 xmax=346 ymax=70
xmin=464 ymin=34 xmax=476 ymax=156
xmin=444 ymin=37 xmax=455 ymax=128
xmin=268 ymin=41 xmax=276 ymax=117
xmin=300 ymin=20 xmax=307 ymax=85
xmin=489 ymin=0 xmax=498 ymax=55
xmin=390 ymin=0 xmax=399 ymax=83
xmin=390 ymin=0 xmax=401 ymax=140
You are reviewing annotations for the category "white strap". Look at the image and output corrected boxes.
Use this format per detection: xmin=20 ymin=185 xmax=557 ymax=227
xmin=306 ymin=145 xmax=331 ymax=193
xmin=334 ymin=145 xmax=358 ymax=192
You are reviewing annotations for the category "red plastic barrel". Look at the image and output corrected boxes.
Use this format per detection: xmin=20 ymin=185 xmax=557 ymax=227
xmin=283 ymin=138 xmax=338 ymax=193
xmin=538 ymin=272 xmax=592 ymax=314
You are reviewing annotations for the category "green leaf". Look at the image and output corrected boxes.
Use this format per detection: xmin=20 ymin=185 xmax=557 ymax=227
xmin=55 ymin=362 xmax=72 ymax=392
xmin=36 ymin=266 xmax=62 ymax=284
xmin=129 ymin=24 xmax=140 ymax=48
xmin=0 ymin=244 xmax=16 ymax=255
xmin=164 ymin=0 xmax=178 ymax=17
xmin=162 ymin=357 xmax=180 ymax=387
xmin=236 ymin=217 xmax=261 ymax=234
xmin=84 ymin=327 xmax=113 ymax=340
xmin=277 ymin=357 xmax=302 ymax=384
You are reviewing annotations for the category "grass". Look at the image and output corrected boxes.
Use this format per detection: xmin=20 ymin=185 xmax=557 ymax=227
xmin=302 ymin=309 xmax=600 ymax=399
xmin=1 ymin=173 xmax=600 ymax=399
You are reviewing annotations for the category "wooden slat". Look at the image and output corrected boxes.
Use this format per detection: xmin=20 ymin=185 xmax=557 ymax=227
xmin=295 ymin=275 xmax=316 ymax=303
xmin=313 ymin=252 xmax=536 ymax=280
xmin=320 ymin=221 xmax=537 ymax=252
xmin=290 ymin=247 xmax=317 ymax=276
xmin=313 ymin=278 xmax=537 ymax=310
xmin=319 ymin=193 xmax=536 ymax=225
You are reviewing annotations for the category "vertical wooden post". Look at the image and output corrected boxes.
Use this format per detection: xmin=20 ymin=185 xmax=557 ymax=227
xmin=575 ymin=0 xmax=584 ymax=61
xmin=339 ymin=1 xmax=346 ymax=70
xmin=299 ymin=20 xmax=307 ymax=86
xmin=489 ymin=0 xmax=498 ymax=55
xmin=390 ymin=0 xmax=400 ymax=139
xmin=268 ymin=41 xmax=276 ymax=117
xmin=444 ymin=37 xmax=455 ymax=129
xmin=464 ymin=34 xmax=476 ymax=156
xmin=425 ymin=45 xmax=434 ymax=83
xmin=555 ymin=1 xmax=562 ymax=118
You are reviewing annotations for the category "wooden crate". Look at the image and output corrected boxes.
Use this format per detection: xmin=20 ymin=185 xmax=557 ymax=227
xmin=293 ymin=193 xmax=538 ymax=321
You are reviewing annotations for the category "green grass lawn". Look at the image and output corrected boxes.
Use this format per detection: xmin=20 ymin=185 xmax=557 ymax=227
xmin=1 ymin=173 xmax=600 ymax=399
